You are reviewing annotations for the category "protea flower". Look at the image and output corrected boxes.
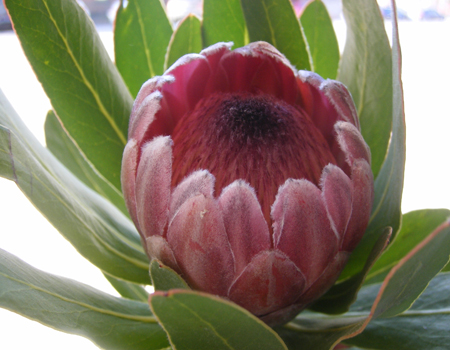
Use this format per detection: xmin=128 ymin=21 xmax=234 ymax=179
xmin=121 ymin=42 xmax=373 ymax=326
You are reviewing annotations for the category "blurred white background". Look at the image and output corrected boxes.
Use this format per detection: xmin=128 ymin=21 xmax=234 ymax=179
xmin=0 ymin=0 xmax=450 ymax=348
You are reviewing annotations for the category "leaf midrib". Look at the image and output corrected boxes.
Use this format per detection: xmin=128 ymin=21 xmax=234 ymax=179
xmin=41 ymin=0 xmax=127 ymax=145
xmin=172 ymin=297 xmax=236 ymax=349
xmin=0 ymin=271 xmax=156 ymax=323
xmin=261 ymin=0 xmax=277 ymax=45
xmin=135 ymin=0 xmax=156 ymax=77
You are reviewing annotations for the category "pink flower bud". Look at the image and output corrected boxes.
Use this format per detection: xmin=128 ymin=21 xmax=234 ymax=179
xmin=121 ymin=42 xmax=374 ymax=326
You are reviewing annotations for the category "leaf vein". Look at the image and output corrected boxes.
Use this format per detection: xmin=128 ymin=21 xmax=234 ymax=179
xmin=0 ymin=271 xmax=156 ymax=323
xmin=173 ymin=298 xmax=235 ymax=349
xmin=41 ymin=0 xmax=127 ymax=145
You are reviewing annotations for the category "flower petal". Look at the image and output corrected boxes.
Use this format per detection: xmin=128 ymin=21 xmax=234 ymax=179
xmin=296 ymin=70 xmax=325 ymax=117
xmin=131 ymin=75 xmax=174 ymax=123
xmin=220 ymin=47 xmax=266 ymax=93
xmin=166 ymin=194 xmax=235 ymax=296
xmin=163 ymin=54 xmax=212 ymax=119
xmin=272 ymin=179 xmax=338 ymax=286
xmin=250 ymin=41 xmax=292 ymax=65
xmin=249 ymin=42 xmax=298 ymax=103
xmin=297 ymin=251 xmax=350 ymax=305
xmin=219 ymin=42 xmax=298 ymax=103
xmin=342 ymin=159 xmax=374 ymax=251
xmin=322 ymin=80 xmax=359 ymax=128
xmin=121 ymin=139 xmax=140 ymax=233
xmin=135 ymin=136 xmax=172 ymax=238
xmin=320 ymin=164 xmax=352 ymax=240
xmin=228 ymin=250 xmax=306 ymax=316
xmin=297 ymin=71 xmax=339 ymax=146
xmin=218 ymin=180 xmax=271 ymax=276
xmin=128 ymin=91 xmax=162 ymax=142
xmin=200 ymin=42 xmax=233 ymax=94
xmin=129 ymin=76 xmax=178 ymax=143
xmin=146 ymin=235 xmax=180 ymax=272
xmin=259 ymin=303 xmax=307 ymax=328
xmin=200 ymin=42 xmax=233 ymax=66
xmin=250 ymin=58 xmax=282 ymax=97
xmin=169 ymin=170 xmax=215 ymax=222
xmin=335 ymin=121 xmax=371 ymax=166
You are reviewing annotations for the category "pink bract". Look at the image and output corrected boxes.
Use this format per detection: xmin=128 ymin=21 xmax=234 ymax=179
xmin=121 ymin=42 xmax=374 ymax=326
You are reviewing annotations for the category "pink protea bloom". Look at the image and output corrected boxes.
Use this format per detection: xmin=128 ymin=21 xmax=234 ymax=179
xmin=121 ymin=42 xmax=373 ymax=326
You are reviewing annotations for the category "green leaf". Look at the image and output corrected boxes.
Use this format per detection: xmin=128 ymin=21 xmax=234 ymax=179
xmin=300 ymin=0 xmax=339 ymax=79
xmin=345 ymin=220 xmax=450 ymax=320
xmin=149 ymin=259 xmax=190 ymax=291
xmin=44 ymin=110 xmax=128 ymax=216
xmin=165 ymin=15 xmax=203 ymax=70
xmin=5 ymin=0 xmax=133 ymax=191
xmin=104 ymin=274 xmax=149 ymax=302
xmin=0 ymin=248 xmax=168 ymax=350
xmin=277 ymin=315 xmax=368 ymax=350
xmin=0 ymin=90 xmax=149 ymax=284
xmin=115 ymin=0 xmax=173 ymax=97
xmin=348 ymin=273 xmax=450 ymax=350
xmin=338 ymin=0 xmax=393 ymax=179
xmin=240 ymin=0 xmax=311 ymax=70
xmin=442 ymin=257 xmax=450 ymax=272
xmin=202 ymin=0 xmax=248 ymax=48
xmin=366 ymin=209 xmax=450 ymax=284
xmin=339 ymin=0 xmax=405 ymax=280
xmin=310 ymin=228 xmax=391 ymax=314
xmin=371 ymin=220 xmax=450 ymax=319
xmin=149 ymin=290 xmax=288 ymax=350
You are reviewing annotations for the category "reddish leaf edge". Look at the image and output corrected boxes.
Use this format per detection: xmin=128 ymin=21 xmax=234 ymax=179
xmin=334 ymin=217 xmax=450 ymax=347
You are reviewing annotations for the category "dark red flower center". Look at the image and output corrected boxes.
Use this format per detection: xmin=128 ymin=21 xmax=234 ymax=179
xmin=171 ymin=92 xmax=337 ymax=225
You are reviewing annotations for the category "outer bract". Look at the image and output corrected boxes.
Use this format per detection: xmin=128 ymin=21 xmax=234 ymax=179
xmin=121 ymin=42 xmax=374 ymax=326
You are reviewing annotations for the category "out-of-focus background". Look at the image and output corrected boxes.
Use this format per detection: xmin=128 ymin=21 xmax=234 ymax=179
xmin=0 ymin=0 xmax=449 ymax=348
xmin=2 ymin=0 xmax=450 ymax=28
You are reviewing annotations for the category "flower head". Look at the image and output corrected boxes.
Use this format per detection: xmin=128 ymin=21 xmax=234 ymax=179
xmin=121 ymin=42 xmax=373 ymax=326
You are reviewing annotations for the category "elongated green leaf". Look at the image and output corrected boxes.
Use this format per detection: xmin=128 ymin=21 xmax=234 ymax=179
xmin=115 ymin=0 xmax=173 ymax=97
xmin=277 ymin=315 xmax=367 ymax=350
xmin=310 ymin=228 xmax=391 ymax=314
xmin=149 ymin=259 xmax=189 ymax=291
xmin=202 ymin=0 xmax=248 ymax=48
xmin=348 ymin=273 xmax=450 ymax=350
xmin=339 ymin=0 xmax=405 ymax=280
xmin=0 ymin=249 xmax=168 ymax=350
xmin=149 ymin=290 xmax=288 ymax=350
xmin=240 ymin=0 xmax=311 ymax=70
xmin=104 ymin=274 xmax=149 ymax=302
xmin=345 ymin=216 xmax=450 ymax=321
xmin=371 ymin=220 xmax=450 ymax=319
xmin=44 ymin=110 xmax=128 ymax=216
xmin=165 ymin=15 xmax=203 ymax=70
xmin=338 ymin=0 xmax=392 ymax=178
xmin=5 ymin=0 xmax=133 ymax=191
xmin=0 ymin=90 xmax=149 ymax=284
xmin=366 ymin=209 xmax=450 ymax=284
xmin=442 ymin=257 xmax=450 ymax=272
xmin=300 ymin=0 xmax=339 ymax=79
